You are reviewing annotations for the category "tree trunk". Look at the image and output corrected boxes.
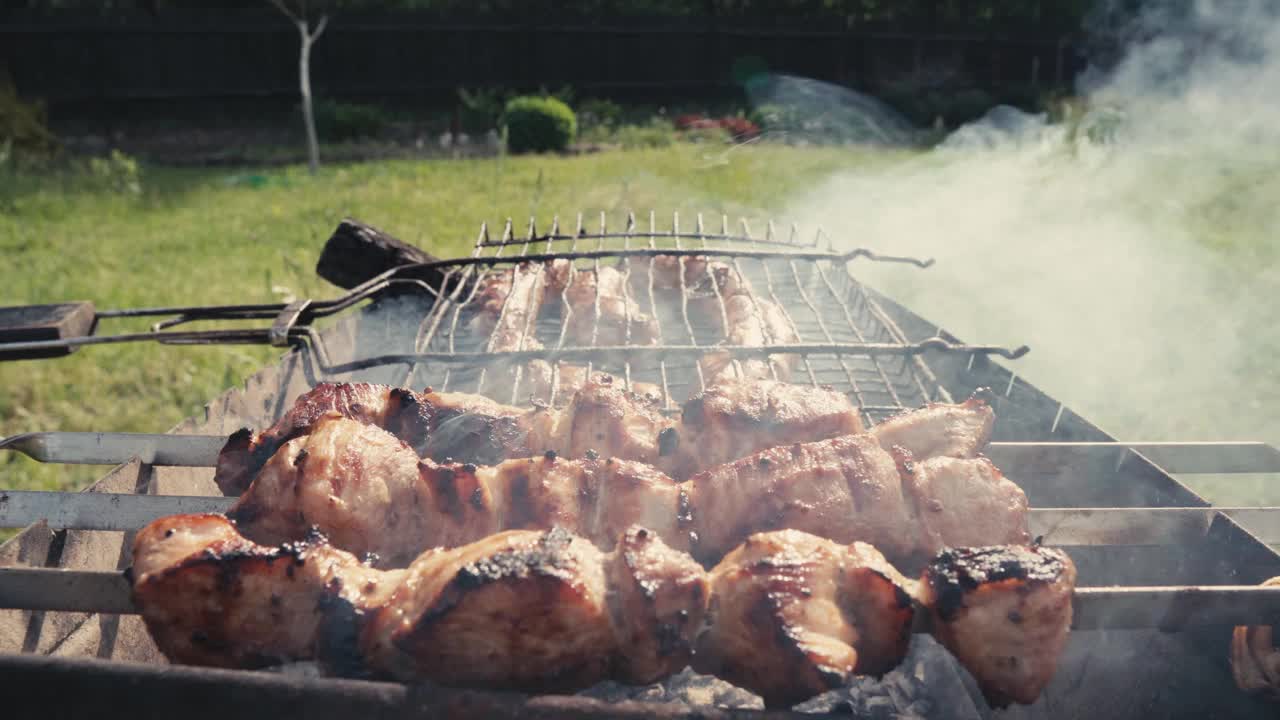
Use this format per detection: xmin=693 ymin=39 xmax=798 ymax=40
xmin=296 ymin=20 xmax=320 ymax=174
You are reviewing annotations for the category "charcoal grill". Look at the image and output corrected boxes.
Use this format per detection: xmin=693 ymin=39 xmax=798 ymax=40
xmin=2 ymin=212 xmax=1279 ymax=719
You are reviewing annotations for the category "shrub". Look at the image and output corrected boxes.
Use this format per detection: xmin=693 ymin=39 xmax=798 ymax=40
xmin=87 ymin=149 xmax=142 ymax=195
xmin=749 ymin=103 xmax=801 ymax=131
xmin=0 ymin=69 xmax=58 ymax=161
xmin=577 ymin=98 xmax=622 ymax=131
xmin=612 ymin=118 xmax=676 ymax=149
xmin=458 ymin=86 xmax=510 ymax=133
xmin=503 ymin=96 xmax=577 ymax=154
xmin=313 ymin=99 xmax=390 ymax=142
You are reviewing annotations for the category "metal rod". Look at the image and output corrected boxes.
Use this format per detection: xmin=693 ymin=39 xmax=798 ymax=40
xmin=300 ymin=340 xmax=1032 ymax=378
xmin=985 ymin=441 xmax=1280 ymax=475
xmin=0 ymin=432 xmax=226 ymax=466
xmin=3 ymin=434 xmax=1277 ymax=477
xmin=3 ymin=489 xmax=1279 ymax=544
xmin=3 ymin=565 xmax=1277 ymax=632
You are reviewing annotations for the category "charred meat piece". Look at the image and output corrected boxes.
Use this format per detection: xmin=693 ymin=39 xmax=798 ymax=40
xmin=363 ymin=525 xmax=706 ymax=691
xmin=214 ymin=382 xmax=429 ymax=496
xmin=1231 ymin=575 xmax=1280 ymax=700
xmin=919 ymin=544 xmax=1077 ymax=707
xmin=694 ymin=530 xmax=916 ymax=708
xmin=129 ymin=514 xmax=400 ymax=670
xmin=664 ymin=378 xmax=864 ymax=478
xmin=872 ymin=392 xmax=995 ymax=461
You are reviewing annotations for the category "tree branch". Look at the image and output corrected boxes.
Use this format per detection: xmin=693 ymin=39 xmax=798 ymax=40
xmin=266 ymin=0 xmax=300 ymax=25
xmin=310 ymin=14 xmax=329 ymax=42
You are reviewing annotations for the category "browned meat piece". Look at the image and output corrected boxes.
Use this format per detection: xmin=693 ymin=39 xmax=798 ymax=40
xmin=604 ymin=526 xmax=708 ymax=683
xmin=226 ymin=416 xmax=431 ymax=567
xmin=536 ymin=372 xmax=674 ymax=467
xmin=872 ymin=393 xmax=995 ymax=460
xmin=684 ymin=433 xmax=918 ymax=564
xmin=663 ymin=378 xmax=864 ymax=478
xmin=129 ymin=513 xmax=401 ymax=669
xmin=699 ymin=294 xmax=799 ymax=384
xmin=1232 ymin=576 xmax=1280 ymax=700
xmin=919 ymin=544 xmax=1077 ymax=707
xmin=214 ymin=382 xmax=428 ymax=496
xmin=560 ymin=265 xmax=660 ymax=347
xmin=524 ymin=362 xmax=662 ymax=406
xmin=903 ymin=455 xmax=1031 ymax=558
xmin=693 ymin=530 xmax=916 ymax=707
xmin=364 ymin=525 xmax=706 ymax=691
xmin=626 ymin=254 xmax=713 ymax=292
xmin=470 ymin=261 xmax=548 ymax=352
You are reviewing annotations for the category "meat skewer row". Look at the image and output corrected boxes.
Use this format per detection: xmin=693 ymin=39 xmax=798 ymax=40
xmin=214 ymin=374 xmax=931 ymax=495
xmin=130 ymin=514 xmax=1076 ymax=708
xmin=226 ymin=395 xmax=1016 ymax=568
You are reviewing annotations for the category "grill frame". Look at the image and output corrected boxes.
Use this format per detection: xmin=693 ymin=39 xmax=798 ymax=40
xmin=1 ymin=214 xmax=1279 ymax=719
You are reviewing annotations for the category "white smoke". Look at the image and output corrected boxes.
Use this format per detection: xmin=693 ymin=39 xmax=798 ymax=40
xmin=772 ymin=0 xmax=1280 ymax=504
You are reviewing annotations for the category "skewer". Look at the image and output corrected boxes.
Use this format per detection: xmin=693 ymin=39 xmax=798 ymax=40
xmin=1 ymin=489 xmax=1278 ymax=543
xmin=5 ymin=434 xmax=1277 ymax=474
xmin=1 ymin=566 xmax=1276 ymax=632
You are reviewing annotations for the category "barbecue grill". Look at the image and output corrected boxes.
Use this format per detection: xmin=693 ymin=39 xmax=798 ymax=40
xmin=2 ymin=212 xmax=1278 ymax=719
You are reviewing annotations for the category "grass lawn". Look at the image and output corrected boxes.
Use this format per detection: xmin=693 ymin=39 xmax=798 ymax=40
xmin=0 ymin=144 xmax=907 ymax=496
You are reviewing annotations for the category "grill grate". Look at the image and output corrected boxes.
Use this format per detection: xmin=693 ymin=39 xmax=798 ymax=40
xmin=388 ymin=211 xmax=1003 ymax=426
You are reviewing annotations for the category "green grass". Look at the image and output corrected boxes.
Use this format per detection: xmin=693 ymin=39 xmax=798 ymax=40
xmin=0 ymin=143 xmax=906 ymax=495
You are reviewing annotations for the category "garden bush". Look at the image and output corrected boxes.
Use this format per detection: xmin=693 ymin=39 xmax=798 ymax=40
xmin=313 ymin=99 xmax=391 ymax=142
xmin=503 ymin=96 xmax=577 ymax=154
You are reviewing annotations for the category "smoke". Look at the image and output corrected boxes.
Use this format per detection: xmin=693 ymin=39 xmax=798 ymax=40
xmin=766 ymin=1 xmax=1280 ymax=501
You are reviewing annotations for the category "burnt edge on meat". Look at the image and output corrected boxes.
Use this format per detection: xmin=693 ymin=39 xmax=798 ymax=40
xmin=924 ymin=545 xmax=1070 ymax=622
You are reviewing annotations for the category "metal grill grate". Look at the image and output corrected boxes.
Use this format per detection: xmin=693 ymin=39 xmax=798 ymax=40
xmin=383 ymin=211 xmax=1018 ymax=427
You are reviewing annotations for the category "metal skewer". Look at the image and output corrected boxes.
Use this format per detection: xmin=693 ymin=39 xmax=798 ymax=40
xmin=1 ymin=489 xmax=1278 ymax=544
xmin=1 ymin=565 xmax=1276 ymax=632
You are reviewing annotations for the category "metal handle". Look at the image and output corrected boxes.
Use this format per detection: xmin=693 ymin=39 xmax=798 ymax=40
xmin=0 ymin=301 xmax=97 ymax=360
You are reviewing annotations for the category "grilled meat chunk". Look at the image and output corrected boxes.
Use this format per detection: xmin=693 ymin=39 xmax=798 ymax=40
xmin=919 ymin=544 xmax=1077 ymax=707
xmin=130 ymin=514 xmax=400 ymax=669
xmin=872 ymin=393 xmax=995 ymax=460
xmin=214 ymin=382 xmax=428 ymax=496
xmin=699 ymin=295 xmax=799 ymax=383
xmin=1231 ymin=575 xmax=1280 ymax=700
xmin=694 ymin=530 xmax=916 ymax=707
xmin=470 ymin=261 xmax=549 ymax=353
xmin=903 ymin=455 xmax=1031 ymax=557
xmin=226 ymin=416 xmax=432 ymax=567
xmin=685 ymin=433 xmax=916 ymax=563
xmin=364 ymin=525 xmax=706 ymax=691
xmin=557 ymin=264 xmax=660 ymax=347
xmin=665 ymin=378 xmax=864 ymax=478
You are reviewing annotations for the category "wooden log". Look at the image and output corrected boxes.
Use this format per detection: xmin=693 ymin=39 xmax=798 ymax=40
xmin=315 ymin=218 xmax=444 ymax=290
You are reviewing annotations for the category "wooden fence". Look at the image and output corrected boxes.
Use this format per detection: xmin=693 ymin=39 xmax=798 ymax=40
xmin=2 ymin=12 xmax=1082 ymax=103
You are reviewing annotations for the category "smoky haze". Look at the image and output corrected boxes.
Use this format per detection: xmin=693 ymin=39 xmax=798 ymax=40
xmin=767 ymin=0 xmax=1280 ymax=496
